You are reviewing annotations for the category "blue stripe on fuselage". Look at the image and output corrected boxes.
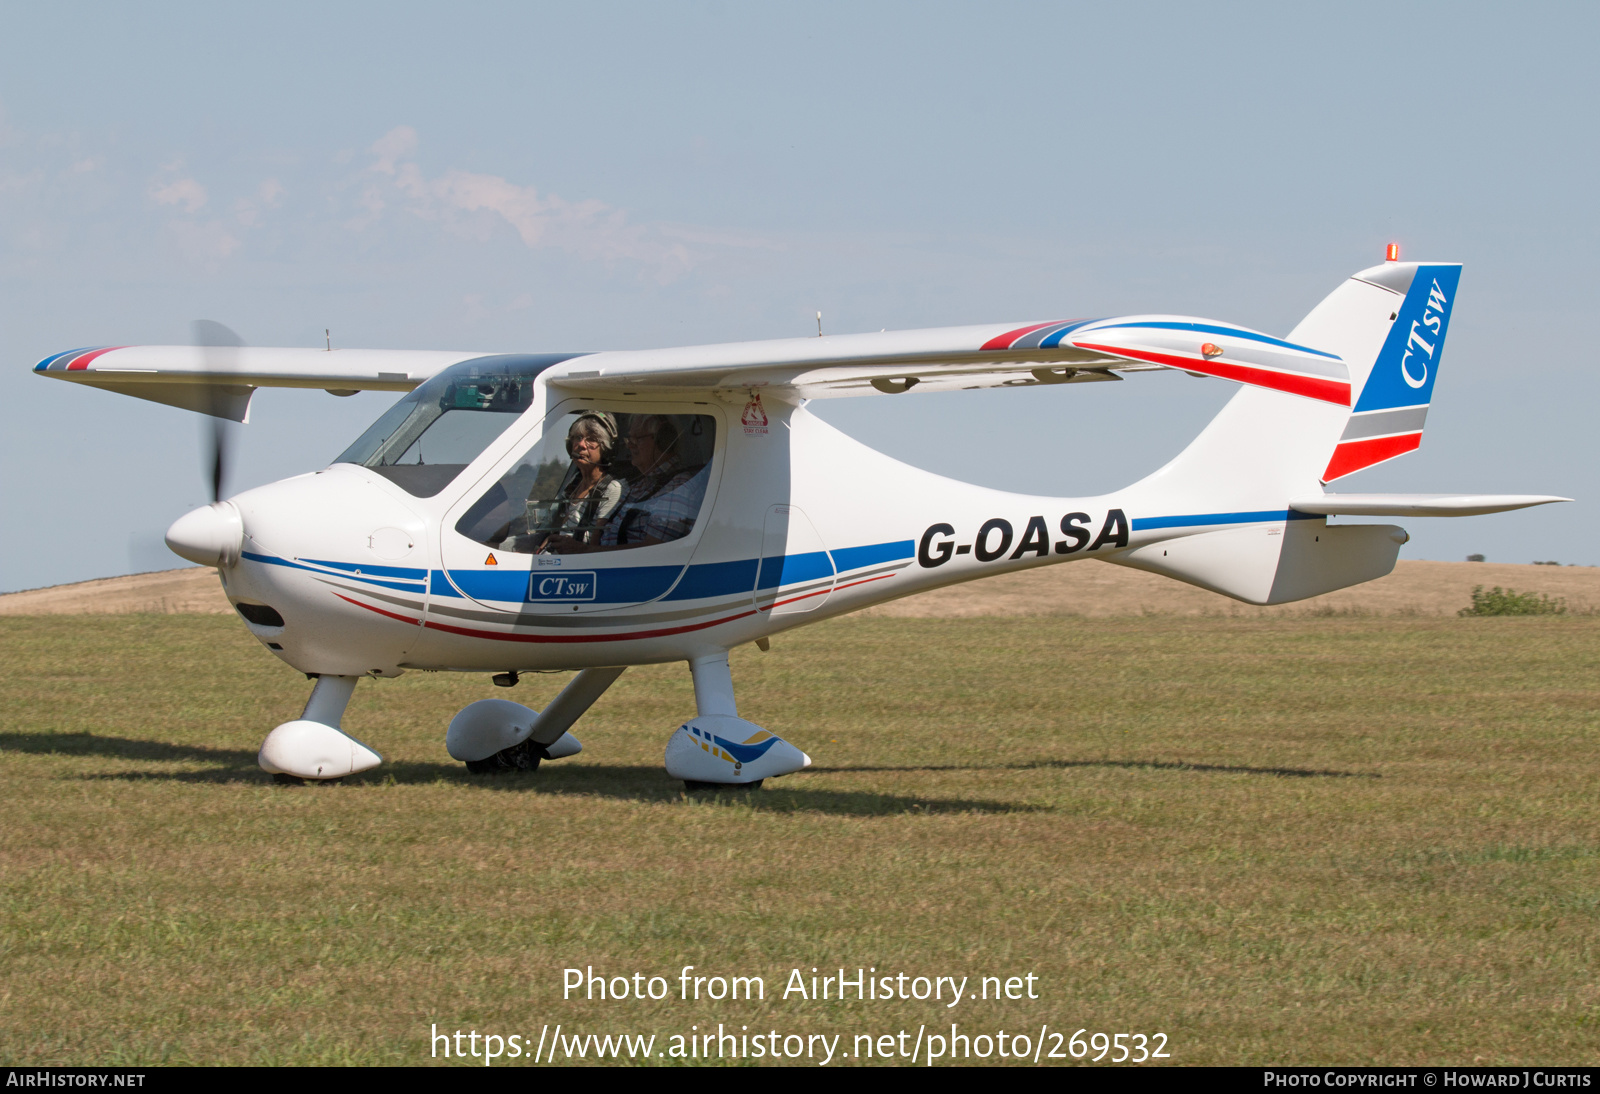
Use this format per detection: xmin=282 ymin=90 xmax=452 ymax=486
xmin=756 ymin=549 xmax=834 ymax=590
xmin=665 ymin=558 xmax=759 ymax=601
xmin=1131 ymin=510 xmax=1320 ymax=531
xmin=241 ymin=551 xmax=427 ymax=592
xmin=247 ymin=537 xmax=919 ymax=607
xmin=831 ymin=539 xmax=914 ymax=572
xmin=300 ymin=557 xmax=427 ymax=580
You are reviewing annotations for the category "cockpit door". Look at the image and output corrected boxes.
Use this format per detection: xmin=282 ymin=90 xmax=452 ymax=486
xmin=439 ymin=400 xmax=723 ymax=617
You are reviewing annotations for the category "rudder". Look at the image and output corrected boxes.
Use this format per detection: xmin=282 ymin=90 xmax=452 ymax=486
xmin=1289 ymin=260 xmax=1463 ymax=482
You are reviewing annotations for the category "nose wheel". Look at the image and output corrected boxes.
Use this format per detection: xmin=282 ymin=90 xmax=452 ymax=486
xmin=272 ymin=772 xmax=343 ymax=786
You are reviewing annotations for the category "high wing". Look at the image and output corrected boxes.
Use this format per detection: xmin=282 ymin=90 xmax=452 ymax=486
xmin=544 ymin=316 xmax=1350 ymax=404
xmin=33 ymin=345 xmax=493 ymax=421
xmin=31 ymin=313 xmax=1352 ymax=420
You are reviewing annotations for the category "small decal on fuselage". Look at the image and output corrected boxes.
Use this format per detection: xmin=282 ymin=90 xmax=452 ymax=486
xmin=742 ymin=393 xmax=769 ymax=436
xmin=916 ymin=510 xmax=1130 ymax=568
xmin=528 ymin=571 xmax=598 ymax=601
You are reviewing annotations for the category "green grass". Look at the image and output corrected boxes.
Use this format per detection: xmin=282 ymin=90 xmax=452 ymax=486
xmin=2 ymin=614 xmax=1598 ymax=1066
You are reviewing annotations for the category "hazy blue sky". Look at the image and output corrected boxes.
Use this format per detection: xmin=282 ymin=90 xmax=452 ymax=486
xmin=3 ymin=2 xmax=1595 ymax=592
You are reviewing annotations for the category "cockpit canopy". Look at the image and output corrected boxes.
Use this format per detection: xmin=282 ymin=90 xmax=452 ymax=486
xmin=333 ymin=353 xmax=586 ymax=497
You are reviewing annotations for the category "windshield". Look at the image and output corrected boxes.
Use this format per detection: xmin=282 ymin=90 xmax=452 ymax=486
xmin=335 ymin=353 xmax=587 ymax=497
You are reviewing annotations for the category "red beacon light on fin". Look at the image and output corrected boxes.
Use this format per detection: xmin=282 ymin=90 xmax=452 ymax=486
xmin=1385 ymin=243 xmax=1400 ymax=262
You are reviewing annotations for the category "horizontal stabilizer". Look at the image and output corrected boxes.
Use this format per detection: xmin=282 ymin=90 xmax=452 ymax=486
xmin=1289 ymin=493 xmax=1571 ymax=517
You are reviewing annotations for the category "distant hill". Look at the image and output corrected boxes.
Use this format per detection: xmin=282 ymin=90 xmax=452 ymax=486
xmin=0 ymin=568 xmax=231 ymax=615
xmin=3 ymin=561 xmax=1596 ymax=618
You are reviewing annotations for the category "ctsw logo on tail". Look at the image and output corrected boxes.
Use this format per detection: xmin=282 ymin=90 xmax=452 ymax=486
xmin=1324 ymin=264 xmax=1461 ymax=482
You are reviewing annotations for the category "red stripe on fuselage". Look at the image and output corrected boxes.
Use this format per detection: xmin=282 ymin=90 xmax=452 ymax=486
xmin=1071 ymin=342 xmax=1351 ymax=406
xmin=1321 ymin=433 xmax=1422 ymax=482
xmin=334 ymin=595 xmax=424 ymax=627
xmin=335 ymin=592 xmax=758 ymax=644
xmin=64 ymin=347 xmax=128 ymax=370
xmin=756 ymin=571 xmax=895 ymax=612
xmin=336 ymin=571 xmax=899 ymax=644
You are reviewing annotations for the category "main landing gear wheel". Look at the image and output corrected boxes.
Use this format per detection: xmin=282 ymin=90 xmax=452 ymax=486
xmin=663 ymin=654 xmax=812 ymax=792
xmin=447 ymin=697 xmax=586 ymax=774
xmin=464 ymin=738 xmax=545 ymax=775
xmin=684 ymin=779 xmax=764 ymax=792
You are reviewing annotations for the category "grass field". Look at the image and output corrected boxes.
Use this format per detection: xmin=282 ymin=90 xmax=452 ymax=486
xmin=2 ymin=613 xmax=1598 ymax=1066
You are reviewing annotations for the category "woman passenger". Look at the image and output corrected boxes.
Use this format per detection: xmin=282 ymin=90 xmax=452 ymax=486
xmin=535 ymin=412 xmax=623 ymax=552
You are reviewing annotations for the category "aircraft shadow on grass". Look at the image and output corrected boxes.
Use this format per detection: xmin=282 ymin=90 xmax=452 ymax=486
xmin=0 ymin=732 xmax=1032 ymax=815
xmin=0 ymin=730 xmax=257 ymax=766
xmin=809 ymin=759 xmax=1379 ymax=780
xmin=0 ymin=732 xmax=1372 ymax=815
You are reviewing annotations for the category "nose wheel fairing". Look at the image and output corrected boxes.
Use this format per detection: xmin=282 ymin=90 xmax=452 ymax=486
xmin=257 ymin=675 xmax=383 ymax=782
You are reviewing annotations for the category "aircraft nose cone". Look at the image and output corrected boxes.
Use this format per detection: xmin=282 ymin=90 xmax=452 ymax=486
xmin=165 ymin=501 xmax=244 ymax=567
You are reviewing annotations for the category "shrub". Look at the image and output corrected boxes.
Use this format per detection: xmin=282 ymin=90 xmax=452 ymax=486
xmin=1459 ymin=585 xmax=1567 ymax=617
xmin=1466 ymin=554 xmax=1486 ymax=562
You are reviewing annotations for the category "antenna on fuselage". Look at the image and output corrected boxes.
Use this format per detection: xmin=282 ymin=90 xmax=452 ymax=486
xmin=816 ymin=311 xmax=822 ymax=337
xmin=325 ymin=328 xmax=332 ymax=351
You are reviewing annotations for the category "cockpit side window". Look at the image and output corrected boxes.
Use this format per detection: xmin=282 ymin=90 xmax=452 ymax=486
xmin=334 ymin=353 xmax=586 ymax=498
xmin=454 ymin=407 xmax=717 ymax=554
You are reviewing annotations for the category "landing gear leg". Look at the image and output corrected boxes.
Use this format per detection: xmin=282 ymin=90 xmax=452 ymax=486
xmin=664 ymin=652 xmax=811 ymax=789
xmin=258 ymin=675 xmax=383 ymax=783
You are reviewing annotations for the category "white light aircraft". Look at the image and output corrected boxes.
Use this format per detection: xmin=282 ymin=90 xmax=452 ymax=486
xmin=34 ymin=252 xmax=1568 ymax=787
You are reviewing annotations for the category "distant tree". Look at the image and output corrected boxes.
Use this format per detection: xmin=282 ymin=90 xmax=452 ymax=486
xmin=1466 ymin=554 xmax=1486 ymax=563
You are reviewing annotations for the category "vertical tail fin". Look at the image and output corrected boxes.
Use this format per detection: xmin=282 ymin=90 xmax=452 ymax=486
xmin=1107 ymin=257 xmax=1462 ymax=605
xmin=1291 ymin=261 xmax=1463 ymax=482
xmin=1123 ymin=258 xmax=1464 ymax=516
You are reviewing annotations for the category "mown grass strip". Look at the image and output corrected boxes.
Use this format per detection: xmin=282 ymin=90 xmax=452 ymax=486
xmin=1 ymin=614 xmax=1597 ymax=1065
